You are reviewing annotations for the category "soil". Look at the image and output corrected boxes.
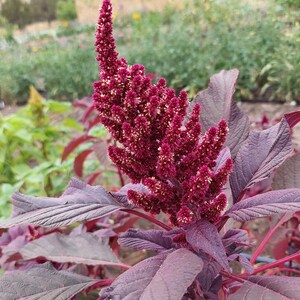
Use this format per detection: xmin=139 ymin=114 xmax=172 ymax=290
xmin=238 ymin=102 xmax=300 ymax=148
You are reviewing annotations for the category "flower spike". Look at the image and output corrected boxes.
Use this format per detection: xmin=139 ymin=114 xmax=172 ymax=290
xmin=93 ymin=0 xmax=232 ymax=226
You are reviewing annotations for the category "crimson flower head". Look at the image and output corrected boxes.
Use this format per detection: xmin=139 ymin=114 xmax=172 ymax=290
xmin=93 ymin=0 xmax=232 ymax=226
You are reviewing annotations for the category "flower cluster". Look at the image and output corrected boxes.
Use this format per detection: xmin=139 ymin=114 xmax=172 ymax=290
xmin=93 ymin=0 xmax=232 ymax=226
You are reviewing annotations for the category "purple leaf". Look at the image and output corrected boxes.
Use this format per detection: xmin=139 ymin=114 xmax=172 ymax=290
xmin=272 ymin=153 xmax=300 ymax=190
xmin=100 ymin=248 xmax=203 ymax=300
xmin=110 ymin=183 xmax=149 ymax=209
xmin=93 ymin=140 xmax=111 ymax=167
xmin=284 ymin=110 xmax=300 ymax=129
xmin=228 ymin=254 xmax=254 ymax=274
xmin=0 ymin=262 xmax=99 ymax=300
xmin=119 ymin=229 xmax=174 ymax=252
xmin=192 ymin=69 xmax=249 ymax=157
xmin=74 ymin=149 xmax=93 ymax=177
xmin=215 ymin=147 xmax=231 ymax=173
xmin=62 ymin=135 xmax=96 ymax=162
xmin=196 ymin=253 xmax=222 ymax=292
xmin=19 ymin=232 xmax=121 ymax=266
xmin=238 ymin=255 xmax=254 ymax=274
xmin=230 ymin=117 xmax=293 ymax=202
xmin=186 ymin=220 xmax=230 ymax=271
xmin=228 ymin=276 xmax=300 ymax=300
xmin=222 ymin=229 xmax=248 ymax=255
xmin=0 ymin=178 xmax=122 ymax=228
xmin=225 ymin=189 xmax=300 ymax=222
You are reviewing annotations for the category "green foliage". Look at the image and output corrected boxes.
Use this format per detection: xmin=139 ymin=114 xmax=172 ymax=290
xmin=277 ymin=0 xmax=300 ymax=9
xmin=0 ymin=36 xmax=97 ymax=104
xmin=30 ymin=0 xmax=57 ymax=23
xmin=1 ymin=0 xmax=32 ymax=29
xmin=0 ymin=0 xmax=299 ymax=103
xmin=56 ymin=0 xmax=77 ymax=22
xmin=0 ymin=95 xmax=79 ymax=218
xmin=117 ymin=0 xmax=299 ymax=101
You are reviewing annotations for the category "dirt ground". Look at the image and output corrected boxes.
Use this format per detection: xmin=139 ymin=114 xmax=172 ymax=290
xmin=239 ymin=102 xmax=300 ymax=148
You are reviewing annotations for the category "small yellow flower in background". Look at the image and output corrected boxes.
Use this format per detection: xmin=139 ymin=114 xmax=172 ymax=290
xmin=112 ymin=12 xmax=118 ymax=21
xmin=249 ymin=31 xmax=256 ymax=36
xmin=284 ymin=32 xmax=293 ymax=38
xmin=132 ymin=11 xmax=141 ymax=21
xmin=31 ymin=46 xmax=38 ymax=53
xmin=28 ymin=86 xmax=43 ymax=105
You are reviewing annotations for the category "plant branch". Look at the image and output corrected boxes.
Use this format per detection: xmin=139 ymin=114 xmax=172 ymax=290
xmin=122 ymin=209 xmax=172 ymax=231
xmin=276 ymin=267 xmax=300 ymax=276
xmin=250 ymin=212 xmax=289 ymax=264
xmin=220 ymin=271 xmax=245 ymax=283
xmin=251 ymin=251 xmax=300 ymax=275
xmin=90 ymin=279 xmax=114 ymax=289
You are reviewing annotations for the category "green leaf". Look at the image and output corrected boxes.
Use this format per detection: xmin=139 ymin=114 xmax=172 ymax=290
xmin=63 ymin=117 xmax=83 ymax=131
xmin=47 ymin=100 xmax=71 ymax=113
xmin=11 ymin=164 xmax=32 ymax=178
xmin=13 ymin=129 xmax=33 ymax=142
xmin=88 ymin=125 xmax=108 ymax=138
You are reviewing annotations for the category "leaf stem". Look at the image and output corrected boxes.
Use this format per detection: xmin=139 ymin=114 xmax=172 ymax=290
xmin=122 ymin=209 xmax=172 ymax=231
xmin=252 ymin=250 xmax=300 ymax=275
xmin=276 ymin=267 xmax=300 ymax=275
xmin=90 ymin=279 xmax=114 ymax=289
xmin=250 ymin=212 xmax=289 ymax=265
xmin=220 ymin=271 xmax=245 ymax=283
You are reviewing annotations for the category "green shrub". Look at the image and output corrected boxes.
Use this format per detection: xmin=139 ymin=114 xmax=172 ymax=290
xmin=1 ymin=0 xmax=32 ymax=29
xmin=56 ymin=0 xmax=77 ymax=21
xmin=0 ymin=0 xmax=299 ymax=103
xmin=0 ymin=94 xmax=80 ymax=218
xmin=0 ymin=37 xmax=97 ymax=104
xmin=118 ymin=0 xmax=295 ymax=100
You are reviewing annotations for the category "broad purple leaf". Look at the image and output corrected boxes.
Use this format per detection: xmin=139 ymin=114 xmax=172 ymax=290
xmin=228 ymin=276 xmax=300 ymax=300
xmin=230 ymin=117 xmax=293 ymax=202
xmin=228 ymin=254 xmax=254 ymax=274
xmin=0 ymin=262 xmax=99 ymax=300
xmin=238 ymin=255 xmax=254 ymax=274
xmin=225 ymin=189 xmax=300 ymax=222
xmin=192 ymin=69 xmax=249 ymax=157
xmin=197 ymin=253 xmax=222 ymax=292
xmin=215 ymin=147 xmax=231 ymax=173
xmin=0 ymin=178 xmax=122 ymax=228
xmin=186 ymin=220 xmax=230 ymax=271
xmin=222 ymin=229 xmax=248 ymax=255
xmin=19 ymin=232 xmax=121 ymax=266
xmin=272 ymin=153 xmax=300 ymax=190
xmin=119 ymin=229 xmax=174 ymax=252
xmin=100 ymin=248 xmax=203 ymax=300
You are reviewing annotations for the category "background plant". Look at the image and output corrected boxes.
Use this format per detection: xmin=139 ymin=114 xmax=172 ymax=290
xmin=1 ymin=1 xmax=300 ymax=299
xmin=1 ymin=0 xmax=300 ymax=104
xmin=0 ymin=88 xmax=78 ymax=218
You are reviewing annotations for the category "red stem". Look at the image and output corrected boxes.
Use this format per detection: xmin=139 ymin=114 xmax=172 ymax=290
xmin=220 ymin=271 xmax=245 ymax=283
xmin=224 ymin=251 xmax=300 ymax=286
xmin=250 ymin=212 xmax=289 ymax=265
xmin=90 ymin=279 xmax=114 ymax=289
xmin=117 ymin=168 xmax=125 ymax=187
xmin=276 ymin=267 xmax=300 ymax=275
xmin=122 ymin=209 xmax=172 ymax=231
xmin=252 ymin=250 xmax=300 ymax=275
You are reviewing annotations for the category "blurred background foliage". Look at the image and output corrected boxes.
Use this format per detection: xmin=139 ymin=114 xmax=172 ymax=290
xmin=0 ymin=0 xmax=299 ymax=104
xmin=0 ymin=0 xmax=300 ymax=217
